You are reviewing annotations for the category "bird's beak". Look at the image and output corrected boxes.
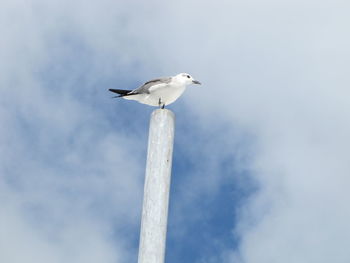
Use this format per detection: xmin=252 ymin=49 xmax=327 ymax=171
xmin=192 ymin=80 xmax=201 ymax=85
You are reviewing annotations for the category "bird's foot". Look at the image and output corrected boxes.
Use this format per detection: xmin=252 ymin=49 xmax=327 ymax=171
xmin=158 ymin=98 xmax=165 ymax=109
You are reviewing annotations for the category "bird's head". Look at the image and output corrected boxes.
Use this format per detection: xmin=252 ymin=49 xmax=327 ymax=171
xmin=174 ymin=73 xmax=201 ymax=86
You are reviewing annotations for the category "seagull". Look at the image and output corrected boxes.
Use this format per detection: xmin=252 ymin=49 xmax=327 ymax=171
xmin=109 ymin=73 xmax=201 ymax=108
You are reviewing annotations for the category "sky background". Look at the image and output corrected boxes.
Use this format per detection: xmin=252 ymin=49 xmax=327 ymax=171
xmin=1 ymin=0 xmax=350 ymax=262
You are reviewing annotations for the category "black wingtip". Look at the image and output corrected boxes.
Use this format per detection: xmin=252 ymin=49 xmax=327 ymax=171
xmin=109 ymin=88 xmax=133 ymax=95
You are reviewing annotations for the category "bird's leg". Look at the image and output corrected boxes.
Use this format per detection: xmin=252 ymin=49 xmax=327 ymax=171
xmin=158 ymin=98 xmax=166 ymax=109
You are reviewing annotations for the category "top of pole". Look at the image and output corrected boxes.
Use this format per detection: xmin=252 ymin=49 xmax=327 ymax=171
xmin=151 ymin=108 xmax=175 ymax=119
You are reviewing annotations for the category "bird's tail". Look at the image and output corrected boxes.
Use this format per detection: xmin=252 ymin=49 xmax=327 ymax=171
xmin=109 ymin=89 xmax=133 ymax=98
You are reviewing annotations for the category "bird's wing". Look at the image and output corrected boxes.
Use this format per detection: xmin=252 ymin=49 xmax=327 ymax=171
xmin=131 ymin=77 xmax=172 ymax=94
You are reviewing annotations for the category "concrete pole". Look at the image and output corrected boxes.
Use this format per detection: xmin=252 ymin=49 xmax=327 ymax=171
xmin=138 ymin=109 xmax=175 ymax=263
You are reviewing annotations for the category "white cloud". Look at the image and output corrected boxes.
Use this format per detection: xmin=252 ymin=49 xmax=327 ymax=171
xmin=0 ymin=1 xmax=146 ymax=262
xmin=112 ymin=0 xmax=350 ymax=262
xmin=1 ymin=0 xmax=350 ymax=262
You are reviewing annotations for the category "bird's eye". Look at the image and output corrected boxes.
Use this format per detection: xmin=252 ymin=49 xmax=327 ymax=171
xmin=187 ymin=75 xmax=190 ymax=78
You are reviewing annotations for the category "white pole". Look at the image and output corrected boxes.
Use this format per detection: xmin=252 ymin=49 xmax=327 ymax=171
xmin=138 ymin=109 xmax=175 ymax=263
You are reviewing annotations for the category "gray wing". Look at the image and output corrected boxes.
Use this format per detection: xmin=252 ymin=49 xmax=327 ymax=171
xmin=131 ymin=77 xmax=172 ymax=94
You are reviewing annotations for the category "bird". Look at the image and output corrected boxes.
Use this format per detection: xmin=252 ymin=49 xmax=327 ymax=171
xmin=109 ymin=73 xmax=201 ymax=108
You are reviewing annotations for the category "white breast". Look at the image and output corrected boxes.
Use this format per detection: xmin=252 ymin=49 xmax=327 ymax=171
xmin=123 ymin=82 xmax=187 ymax=106
xmin=130 ymin=84 xmax=185 ymax=106
xmin=152 ymin=84 xmax=186 ymax=105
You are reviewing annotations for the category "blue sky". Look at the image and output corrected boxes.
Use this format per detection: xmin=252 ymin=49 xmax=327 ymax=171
xmin=1 ymin=0 xmax=350 ymax=262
